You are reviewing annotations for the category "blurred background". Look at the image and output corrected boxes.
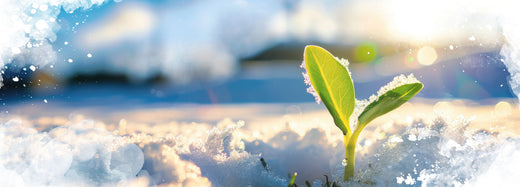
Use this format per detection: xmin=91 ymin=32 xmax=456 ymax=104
xmin=0 ymin=0 xmax=517 ymax=107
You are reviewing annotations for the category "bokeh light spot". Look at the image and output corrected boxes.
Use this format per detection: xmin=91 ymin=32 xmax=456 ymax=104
xmin=355 ymin=43 xmax=377 ymax=62
xmin=417 ymin=46 xmax=437 ymax=66
xmin=495 ymin=101 xmax=512 ymax=117
xmin=433 ymin=101 xmax=454 ymax=114
xmin=408 ymin=56 xmax=414 ymax=62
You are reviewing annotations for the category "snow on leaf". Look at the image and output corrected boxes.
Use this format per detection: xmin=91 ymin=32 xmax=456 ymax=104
xmin=356 ymin=77 xmax=423 ymax=131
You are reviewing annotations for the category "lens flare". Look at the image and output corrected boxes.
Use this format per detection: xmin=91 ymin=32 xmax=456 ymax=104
xmin=417 ymin=46 xmax=437 ymax=66
xmin=354 ymin=43 xmax=377 ymax=62
xmin=495 ymin=101 xmax=512 ymax=117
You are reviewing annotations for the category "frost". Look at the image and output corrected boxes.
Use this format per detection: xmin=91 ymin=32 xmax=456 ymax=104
xmin=300 ymin=57 xmax=353 ymax=104
xmin=336 ymin=57 xmax=349 ymax=67
xmin=376 ymin=74 xmax=420 ymax=97
xmin=300 ymin=61 xmax=321 ymax=104
xmin=349 ymin=74 xmax=420 ymax=130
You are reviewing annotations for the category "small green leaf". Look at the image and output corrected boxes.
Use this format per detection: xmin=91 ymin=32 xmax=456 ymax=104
xmin=304 ymin=45 xmax=355 ymax=134
xmin=357 ymin=83 xmax=423 ymax=129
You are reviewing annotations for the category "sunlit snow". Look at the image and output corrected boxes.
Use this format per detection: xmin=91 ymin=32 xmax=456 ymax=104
xmin=0 ymin=100 xmax=519 ymax=186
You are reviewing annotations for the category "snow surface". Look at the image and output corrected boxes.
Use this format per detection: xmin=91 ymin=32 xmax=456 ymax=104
xmin=1 ymin=100 xmax=520 ymax=186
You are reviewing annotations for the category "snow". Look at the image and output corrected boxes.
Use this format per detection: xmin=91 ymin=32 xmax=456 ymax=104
xmin=300 ymin=56 xmax=352 ymax=105
xmin=0 ymin=0 xmax=111 ymax=87
xmin=500 ymin=4 xmax=520 ymax=107
xmin=0 ymin=119 xmax=143 ymax=186
xmin=1 ymin=100 xmax=520 ymax=186
xmin=300 ymin=61 xmax=321 ymax=104
xmin=348 ymin=74 xmax=421 ymax=130
xmin=375 ymin=74 xmax=420 ymax=97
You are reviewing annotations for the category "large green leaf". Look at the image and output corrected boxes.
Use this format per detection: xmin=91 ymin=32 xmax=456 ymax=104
xmin=357 ymin=83 xmax=423 ymax=130
xmin=304 ymin=45 xmax=355 ymax=134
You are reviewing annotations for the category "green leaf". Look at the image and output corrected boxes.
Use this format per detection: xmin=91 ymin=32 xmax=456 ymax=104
xmin=304 ymin=45 xmax=355 ymax=134
xmin=357 ymin=83 xmax=423 ymax=129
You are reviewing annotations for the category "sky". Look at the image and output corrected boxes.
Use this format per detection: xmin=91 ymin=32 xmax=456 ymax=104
xmin=0 ymin=0 xmax=519 ymax=103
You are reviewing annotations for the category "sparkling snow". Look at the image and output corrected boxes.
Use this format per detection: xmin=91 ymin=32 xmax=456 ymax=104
xmin=1 ymin=99 xmax=520 ymax=186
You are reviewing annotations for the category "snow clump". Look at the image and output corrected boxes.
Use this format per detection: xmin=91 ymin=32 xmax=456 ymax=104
xmin=0 ymin=119 xmax=143 ymax=186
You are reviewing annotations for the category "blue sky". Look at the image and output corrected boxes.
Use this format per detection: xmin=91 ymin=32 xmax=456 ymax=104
xmin=0 ymin=0 xmax=517 ymax=103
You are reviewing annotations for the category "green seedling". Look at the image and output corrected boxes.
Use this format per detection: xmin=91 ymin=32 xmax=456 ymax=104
xmin=302 ymin=45 xmax=423 ymax=181
xmin=288 ymin=172 xmax=297 ymax=187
